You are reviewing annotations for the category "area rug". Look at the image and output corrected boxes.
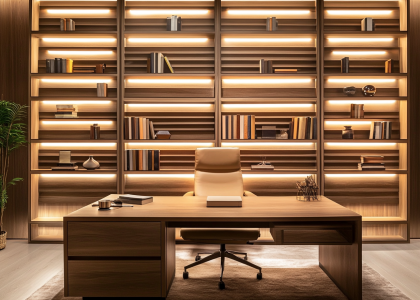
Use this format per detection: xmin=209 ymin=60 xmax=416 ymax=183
xmin=27 ymin=245 xmax=411 ymax=300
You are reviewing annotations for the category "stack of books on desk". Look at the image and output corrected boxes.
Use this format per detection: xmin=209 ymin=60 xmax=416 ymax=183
xmin=55 ymin=105 xmax=77 ymax=118
xmin=358 ymin=155 xmax=385 ymax=171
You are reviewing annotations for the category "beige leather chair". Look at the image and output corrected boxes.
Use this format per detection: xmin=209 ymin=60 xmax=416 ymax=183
xmin=181 ymin=147 xmax=262 ymax=290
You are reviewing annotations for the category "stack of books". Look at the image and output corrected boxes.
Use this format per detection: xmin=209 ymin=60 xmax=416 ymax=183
xmin=97 ymin=83 xmax=108 ymax=97
xmin=350 ymin=104 xmax=364 ymax=118
xmin=361 ymin=17 xmax=375 ymax=31
xmin=369 ymin=121 xmax=392 ymax=139
xmin=289 ymin=117 xmax=317 ymax=140
xmin=46 ymin=58 xmax=73 ymax=73
xmin=125 ymin=150 xmax=160 ymax=171
xmin=222 ymin=115 xmax=256 ymax=139
xmin=166 ymin=15 xmax=181 ymax=31
xmin=55 ymin=105 xmax=77 ymax=118
xmin=259 ymin=59 xmax=273 ymax=74
xmin=147 ymin=53 xmax=174 ymax=73
xmin=60 ymin=18 xmax=75 ymax=31
xmin=266 ymin=17 xmax=278 ymax=31
xmin=358 ymin=155 xmax=385 ymax=171
xmin=124 ymin=117 xmax=155 ymax=140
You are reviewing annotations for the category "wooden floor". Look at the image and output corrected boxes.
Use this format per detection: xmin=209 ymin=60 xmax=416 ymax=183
xmin=0 ymin=240 xmax=419 ymax=300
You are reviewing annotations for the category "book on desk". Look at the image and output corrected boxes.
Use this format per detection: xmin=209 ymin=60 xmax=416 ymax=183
xmin=207 ymin=196 xmax=242 ymax=207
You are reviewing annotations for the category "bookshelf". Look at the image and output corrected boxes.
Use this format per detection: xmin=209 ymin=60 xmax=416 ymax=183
xmin=29 ymin=0 xmax=409 ymax=243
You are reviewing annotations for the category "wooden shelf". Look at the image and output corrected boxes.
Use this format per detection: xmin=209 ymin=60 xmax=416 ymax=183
xmin=31 ymin=97 xmax=118 ymax=101
xmin=362 ymin=217 xmax=407 ymax=223
xmin=221 ymin=31 xmax=318 ymax=36
xmin=324 ymin=31 xmax=407 ymax=38
xmin=124 ymin=140 xmax=216 ymax=143
xmin=324 ymin=169 xmax=407 ymax=174
xmin=323 ymin=97 xmax=407 ymax=101
xmin=221 ymin=139 xmax=316 ymax=143
xmin=31 ymin=73 xmax=117 ymax=77
xmin=362 ymin=236 xmax=408 ymax=243
xmin=222 ymin=73 xmax=318 ymax=78
xmin=324 ymin=139 xmax=407 ymax=143
xmin=31 ymin=217 xmax=63 ymax=223
xmin=31 ymin=31 xmax=118 ymax=36
xmin=31 ymin=139 xmax=117 ymax=143
xmin=324 ymin=73 xmax=407 ymax=77
xmin=31 ymin=169 xmax=118 ymax=174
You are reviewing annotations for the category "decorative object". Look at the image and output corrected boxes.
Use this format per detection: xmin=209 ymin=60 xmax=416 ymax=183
xmin=341 ymin=57 xmax=349 ymax=73
xmin=262 ymin=126 xmax=276 ymax=139
xmin=343 ymin=86 xmax=356 ymax=95
xmin=156 ymin=130 xmax=171 ymax=139
xmin=0 ymin=99 xmax=27 ymax=250
xmin=98 ymin=199 xmax=111 ymax=210
xmin=251 ymin=156 xmax=274 ymax=170
xmin=96 ymin=64 xmax=106 ymax=74
xmin=97 ymin=83 xmax=108 ymax=97
xmin=350 ymin=104 xmax=364 ymax=118
xmin=83 ymin=156 xmax=100 ymax=170
xmin=296 ymin=175 xmax=319 ymax=201
xmin=278 ymin=129 xmax=288 ymax=139
xmin=52 ymin=151 xmax=78 ymax=170
xmin=362 ymin=85 xmax=376 ymax=97
xmin=90 ymin=124 xmax=100 ymax=140
xmin=259 ymin=59 xmax=273 ymax=74
xmin=342 ymin=126 xmax=354 ymax=139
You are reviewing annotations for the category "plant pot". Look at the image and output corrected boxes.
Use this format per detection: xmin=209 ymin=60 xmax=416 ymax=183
xmin=0 ymin=231 xmax=6 ymax=250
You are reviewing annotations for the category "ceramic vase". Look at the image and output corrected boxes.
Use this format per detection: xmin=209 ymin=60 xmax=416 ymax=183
xmin=83 ymin=156 xmax=100 ymax=170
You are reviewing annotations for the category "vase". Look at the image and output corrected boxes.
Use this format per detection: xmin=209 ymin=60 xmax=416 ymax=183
xmin=0 ymin=231 xmax=6 ymax=250
xmin=342 ymin=126 xmax=354 ymax=139
xmin=362 ymin=85 xmax=376 ymax=97
xmin=83 ymin=156 xmax=100 ymax=170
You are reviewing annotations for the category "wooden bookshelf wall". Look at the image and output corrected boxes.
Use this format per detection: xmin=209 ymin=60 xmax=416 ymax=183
xmin=29 ymin=0 xmax=409 ymax=243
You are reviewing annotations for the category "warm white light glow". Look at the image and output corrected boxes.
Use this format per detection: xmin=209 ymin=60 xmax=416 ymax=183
xmin=328 ymin=38 xmax=394 ymax=42
xmin=326 ymin=143 xmax=397 ymax=146
xmin=224 ymin=38 xmax=312 ymax=43
xmin=222 ymin=142 xmax=314 ymax=146
xmin=47 ymin=50 xmax=113 ymax=55
xmin=327 ymin=79 xmax=396 ymax=83
xmin=325 ymin=121 xmax=372 ymax=125
xmin=47 ymin=9 xmax=111 ymax=14
xmin=127 ymin=143 xmax=214 ymax=146
xmin=43 ymin=38 xmax=116 ymax=43
xmin=328 ymin=100 xmax=396 ymax=104
xmin=41 ymin=174 xmax=116 ymax=178
xmin=325 ymin=174 xmax=396 ymax=177
xmin=126 ymin=174 xmax=313 ymax=179
xmin=223 ymin=104 xmax=313 ymax=108
xmin=42 ymin=121 xmax=113 ymax=125
xmin=41 ymin=79 xmax=112 ymax=83
xmin=129 ymin=10 xmax=209 ymax=15
xmin=223 ymin=79 xmax=312 ymax=84
xmin=41 ymin=143 xmax=116 ymax=147
xmin=128 ymin=38 xmax=208 ymax=43
xmin=128 ymin=79 xmax=211 ymax=84
xmin=127 ymin=174 xmax=194 ymax=178
xmin=243 ymin=174 xmax=312 ymax=178
xmin=327 ymin=10 xmax=392 ymax=15
xmin=127 ymin=104 xmax=212 ymax=108
xmin=227 ymin=10 xmax=310 ymax=15
xmin=42 ymin=101 xmax=112 ymax=104
xmin=333 ymin=51 xmax=386 ymax=55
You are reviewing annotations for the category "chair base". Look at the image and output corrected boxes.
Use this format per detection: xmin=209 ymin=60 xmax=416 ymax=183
xmin=183 ymin=244 xmax=262 ymax=289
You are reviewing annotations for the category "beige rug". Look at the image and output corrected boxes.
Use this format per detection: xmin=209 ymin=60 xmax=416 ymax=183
xmin=27 ymin=245 xmax=411 ymax=300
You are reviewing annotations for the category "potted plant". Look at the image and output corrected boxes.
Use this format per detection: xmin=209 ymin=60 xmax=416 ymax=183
xmin=0 ymin=100 xmax=27 ymax=250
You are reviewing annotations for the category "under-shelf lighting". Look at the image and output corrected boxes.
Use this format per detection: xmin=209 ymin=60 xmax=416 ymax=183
xmin=47 ymin=9 xmax=111 ymax=14
xmin=326 ymin=10 xmax=392 ymax=15
xmin=128 ymin=38 xmax=208 ymax=43
xmin=222 ymin=142 xmax=314 ymax=146
xmin=127 ymin=104 xmax=212 ymax=108
xmin=328 ymin=100 xmax=396 ymax=104
xmin=42 ymin=101 xmax=112 ymax=104
xmin=243 ymin=174 xmax=312 ymax=178
xmin=223 ymin=79 xmax=312 ymax=84
xmin=223 ymin=104 xmax=313 ymax=108
xmin=41 ymin=79 xmax=112 ymax=83
xmin=128 ymin=79 xmax=211 ymax=84
xmin=127 ymin=174 xmax=194 ymax=178
xmin=325 ymin=121 xmax=372 ymax=125
xmin=326 ymin=143 xmax=397 ymax=146
xmin=41 ymin=174 xmax=116 ymax=178
xmin=327 ymin=79 xmax=396 ymax=83
xmin=43 ymin=38 xmax=116 ymax=43
xmin=224 ymin=38 xmax=312 ymax=43
xmin=332 ymin=51 xmax=386 ymax=55
xmin=129 ymin=10 xmax=209 ymax=16
xmin=328 ymin=38 xmax=394 ymax=42
xmin=127 ymin=143 xmax=214 ymax=146
xmin=325 ymin=174 xmax=396 ymax=177
xmin=41 ymin=143 xmax=116 ymax=147
xmin=42 ymin=121 xmax=113 ymax=125
xmin=227 ymin=10 xmax=310 ymax=15
xmin=47 ymin=50 xmax=113 ymax=55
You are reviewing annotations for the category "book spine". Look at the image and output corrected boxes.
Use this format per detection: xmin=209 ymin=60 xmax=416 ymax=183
xmin=251 ymin=115 xmax=255 ymax=139
xmin=259 ymin=59 xmax=264 ymax=74
xmin=222 ymin=115 xmax=226 ymax=139
xmin=61 ymin=59 xmax=67 ymax=73
xmin=267 ymin=60 xmax=273 ymax=74
xmin=313 ymin=117 xmax=317 ymax=139
xmin=369 ymin=122 xmax=374 ymax=139
xmin=236 ymin=114 xmax=240 ymax=139
xmin=146 ymin=118 xmax=150 ymax=139
xmin=148 ymin=150 xmax=152 ymax=171
xmin=272 ymin=17 xmax=277 ymax=31
xmin=155 ymin=150 xmax=160 ymax=171
xmin=46 ymin=59 xmax=52 ymax=73
xmin=150 ymin=53 xmax=155 ymax=73
xmin=306 ymin=117 xmax=310 ymax=139
xmin=177 ymin=16 xmax=182 ymax=31
xmin=166 ymin=17 xmax=171 ymax=31
xmin=55 ymin=58 xmax=61 ymax=73
xmin=131 ymin=117 xmax=136 ymax=140
xmin=244 ymin=115 xmax=248 ymax=140
xmin=66 ymin=59 xmax=73 ymax=73
xmin=247 ymin=115 xmax=251 ymax=139
xmin=240 ymin=115 xmax=244 ymax=139
xmin=60 ymin=18 xmax=66 ymax=31
xmin=341 ymin=57 xmax=349 ymax=73
xmin=97 ymin=83 xmax=108 ymax=97
xmin=266 ymin=17 xmax=270 ymax=31
xmin=171 ymin=15 xmax=176 ymax=31
xmin=149 ymin=120 xmax=155 ymax=139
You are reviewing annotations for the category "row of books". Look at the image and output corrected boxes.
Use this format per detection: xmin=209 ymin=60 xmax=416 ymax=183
xmin=46 ymin=58 xmax=73 ymax=73
xmin=266 ymin=17 xmax=278 ymax=31
xmin=222 ymin=115 xmax=256 ymax=140
xmin=147 ymin=53 xmax=174 ymax=73
xmin=342 ymin=57 xmax=394 ymax=74
xmin=369 ymin=121 xmax=392 ymax=139
xmin=60 ymin=18 xmax=75 ymax=31
xmin=289 ymin=117 xmax=317 ymax=140
xmin=124 ymin=117 xmax=155 ymax=140
xmin=166 ymin=15 xmax=182 ymax=31
xmin=125 ymin=150 xmax=160 ymax=171
xmin=350 ymin=104 xmax=364 ymax=119
xmin=358 ymin=155 xmax=385 ymax=171
xmin=55 ymin=105 xmax=77 ymax=118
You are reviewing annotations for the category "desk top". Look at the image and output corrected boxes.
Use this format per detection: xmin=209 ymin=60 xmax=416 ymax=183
xmin=64 ymin=195 xmax=361 ymax=222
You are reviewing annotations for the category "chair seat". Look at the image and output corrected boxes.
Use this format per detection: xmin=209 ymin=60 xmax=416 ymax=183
xmin=181 ymin=228 xmax=260 ymax=241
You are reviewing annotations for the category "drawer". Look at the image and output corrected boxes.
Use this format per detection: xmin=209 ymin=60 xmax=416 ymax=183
xmin=68 ymin=260 xmax=161 ymax=297
xmin=68 ymin=222 xmax=161 ymax=256
xmin=270 ymin=222 xmax=354 ymax=245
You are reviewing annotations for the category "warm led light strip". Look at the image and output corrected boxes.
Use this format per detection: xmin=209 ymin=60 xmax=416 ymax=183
xmin=43 ymin=38 xmax=116 ymax=43
xmin=223 ymin=79 xmax=312 ymax=84
xmin=126 ymin=174 xmax=311 ymax=178
xmin=128 ymin=38 xmax=208 ymax=43
xmin=129 ymin=10 xmax=209 ymax=15
xmin=43 ymin=101 xmax=112 ymax=104
xmin=333 ymin=51 xmax=386 ymax=55
xmin=227 ymin=10 xmax=310 ymax=15
xmin=41 ymin=79 xmax=112 ymax=83
xmin=47 ymin=51 xmax=113 ymax=55
xmin=128 ymin=79 xmax=211 ymax=84
xmin=325 ymin=121 xmax=372 ymax=125
xmin=328 ymin=38 xmax=394 ymax=42
xmin=41 ymin=174 xmax=116 ymax=178
xmin=327 ymin=79 xmax=396 ymax=83
xmin=223 ymin=104 xmax=313 ymax=108
xmin=127 ymin=143 xmax=214 ymax=146
xmin=326 ymin=10 xmax=392 ymax=15
xmin=224 ymin=38 xmax=312 ymax=43
xmin=325 ymin=174 xmax=396 ymax=177
xmin=42 ymin=121 xmax=113 ymax=125
xmin=47 ymin=10 xmax=111 ymax=14
xmin=222 ymin=142 xmax=314 ymax=146
xmin=127 ymin=104 xmax=212 ymax=108
xmin=326 ymin=143 xmax=397 ymax=146
xmin=328 ymin=100 xmax=396 ymax=104
xmin=243 ymin=174 xmax=312 ymax=178
xmin=41 ymin=143 xmax=116 ymax=147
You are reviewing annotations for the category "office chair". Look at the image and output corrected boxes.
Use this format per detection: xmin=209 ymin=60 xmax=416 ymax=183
xmin=181 ymin=147 xmax=262 ymax=290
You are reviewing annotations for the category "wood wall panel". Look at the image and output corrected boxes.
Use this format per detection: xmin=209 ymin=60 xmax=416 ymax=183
xmin=0 ymin=0 xmax=30 ymax=238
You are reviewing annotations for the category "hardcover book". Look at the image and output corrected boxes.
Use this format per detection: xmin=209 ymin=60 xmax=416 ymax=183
xmin=206 ymin=196 xmax=242 ymax=207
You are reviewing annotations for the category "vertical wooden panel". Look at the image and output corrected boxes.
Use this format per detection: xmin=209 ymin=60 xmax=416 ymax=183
xmin=0 ymin=0 xmax=30 ymax=238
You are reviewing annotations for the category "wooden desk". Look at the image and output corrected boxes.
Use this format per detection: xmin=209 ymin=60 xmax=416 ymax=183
xmin=64 ymin=195 xmax=362 ymax=300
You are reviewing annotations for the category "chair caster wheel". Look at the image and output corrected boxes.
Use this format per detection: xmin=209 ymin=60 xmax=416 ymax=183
xmin=257 ymin=272 xmax=262 ymax=280
xmin=183 ymin=271 xmax=189 ymax=279
xmin=195 ymin=255 xmax=201 ymax=261
xmin=218 ymin=281 xmax=225 ymax=290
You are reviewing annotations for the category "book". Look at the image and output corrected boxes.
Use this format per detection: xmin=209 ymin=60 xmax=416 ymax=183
xmin=66 ymin=59 xmax=73 ymax=73
xmin=265 ymin=60 xmax=273 ymax=74
xmin=164 ymin=56 xmax=174 ymax=73
xmin=369 ymin=121 xmax=392 ymax=139
xmin=206 ymin=196 xmax=242 ymax=207
xmin=341 ymin=57 xmax=349 ymax=73
xmin=55 ymin=58 xmax=62 ymax=73
xmin=177 ymin=16 xmax=182 ymax=31
xmin=361 ymin=156 xmax=384 ymax=164
xmin=361 ymin=17 xmax=374 ymax=31
xmin=259 ymin=59 xmax=265 ymax=73
xmin=125 ymin=150 xmax=160 ymax=171
xmin=385 ymin=59 xmax=392 ymax=73
xmin=60 ymin=18 xmax=66 ymax=31
xmin=97 ymin=83 xmax=108 ymax=97
xmin=149 ymin=120 xmax=155 ymax=139
xmin=166 ymin=17 xmax=171 ymax=31
xmin=114 ymin=194 xmax=153 ymax=205
xmin=350 ymin=104 xmax=364 ymax=118
xmin=46 ymin=59 xmax=54 ymax=73
xmin=61 ymin=59 xmax=67 ymax=73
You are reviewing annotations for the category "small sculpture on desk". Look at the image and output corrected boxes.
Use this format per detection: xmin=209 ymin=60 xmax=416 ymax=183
xmin=296 ymin=175 xmax=319 ymax=202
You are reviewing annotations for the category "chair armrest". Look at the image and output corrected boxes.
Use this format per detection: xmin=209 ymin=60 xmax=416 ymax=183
xmin=244 ymin=191 xmax=257 ymax=197
xmin=184 ymin=191 xmax=194 ymax=197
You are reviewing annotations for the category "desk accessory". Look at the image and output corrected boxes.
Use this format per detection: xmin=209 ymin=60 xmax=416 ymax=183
xmin=98 ymin=199 xmax=111 ymax=210
xmin=296 ymin=175 xmax=319 ymax=201
xmin=342 ymin=126 xmax=354 ymax=139
xmin=52 ymin=150 xmax=78 ymax=170
xmin=156 ymin=130 xmax=171 ymax=139
xmin=207 ymin=196 xmax=242 ymax=207
xmin=114 ymin=194 xmax=153 ymax=205
xmin=83 ymin=156 xmax=100 ymax=170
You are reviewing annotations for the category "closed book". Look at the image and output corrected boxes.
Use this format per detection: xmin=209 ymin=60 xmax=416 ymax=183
xmin=385 ymin=59 xmax=392 ymax=73
xmin=164 ymin=56 xmax=174 ymax=73
xmin=293 ymin=117 xmax=299 ymax=139
xmin=240 ymin=115 xmax=244 ymax=139
xmin=131 ymin=117 xmax=137 ymax=140
xmin=135 ymin=117 xmax=140 ymax=140
xmin=166 ymin=17 xmax=171 ymax=31
xmin=207 ymin=196 xmax=242 ymax=207
xmin=66 ymin=19 xmax=73 ymax=31
xmin=60 ymin=18 xmax=66 ymax=31
xmin=61 ymin=59 xmax=67 ymax=73
xmin=259 ymin=59 xmax=265 ymax=73
xmin=148 ymin=150 xmax=152 ymax=171
xmin=97 ymin=83 xmax=108 ymax=97
xmin=266 ymin=17 xmax=270 ymax=31
xmin=124 ymin=118 xmax=130 ymax=140
xmin=150 ymin=120 xmax=155 ymax=139
xmin=312 ymin=117 xmax=317 ymax=139
xmin=222 ymin=115 xmax=226 ymax=139
xmin=114 ymin=195 xmax=153 ymax=205
xmin=244 ymin=115 xmax=248 ymax=139
xmin=55 ymin=58 xmax=62 ymax=73
xmin=171 ymin=15 xmax=176 ymax=31
xmin=247 ymin=115 xmax=251 ymax=139
xmin=266 ymin=60 xmax=273 ymax=74
xmin=236 ymin=114 xmax=240 ymax=139
xmin=146 ymin=118 xmax=150 ymax=139
xmin=46 ymin=59 xmax=52 ymax=73
xmin=298 ymin=117 xmax=306 ymax=139
xmin=374 ymin=121 xmax=382 ymax=139
xmin=150 ymin=53 xmax=155 ymax=73
xmin=306 ymin=117 xmax=311 ymax=139
xmin=177 ymin=16 xmax=182 ymax=31
xmin=158 ymin=53 xmax=164 ymax=73
xmin=154 ymin=150 xmax=160 ymax=170
xmin=341 ymin=57 xmax=349 ymax=73
xmin=271 ymin=17 xmax=277 ymax=31
xmin=361 ymin=17 xmax=374 ymax=31
xmin=269 ymin=17 xmax=273 ymax=31
xmin=66 ymin=59 xmax=73 ymax=73
xmin=227 ymin=115 xmax=231 ymax=139
xmin=251 ymin=115 xmax=256 ymax=139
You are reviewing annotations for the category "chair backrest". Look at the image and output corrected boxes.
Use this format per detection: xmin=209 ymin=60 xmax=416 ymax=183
xmin=194 ymin=147 xmax=244 ymax=196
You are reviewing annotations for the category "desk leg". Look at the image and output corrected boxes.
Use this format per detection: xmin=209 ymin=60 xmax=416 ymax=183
xmin=162 ymin=223 xmax=176 ymax=298
xmin=319 ymin=220 xmax=362 ymax=300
